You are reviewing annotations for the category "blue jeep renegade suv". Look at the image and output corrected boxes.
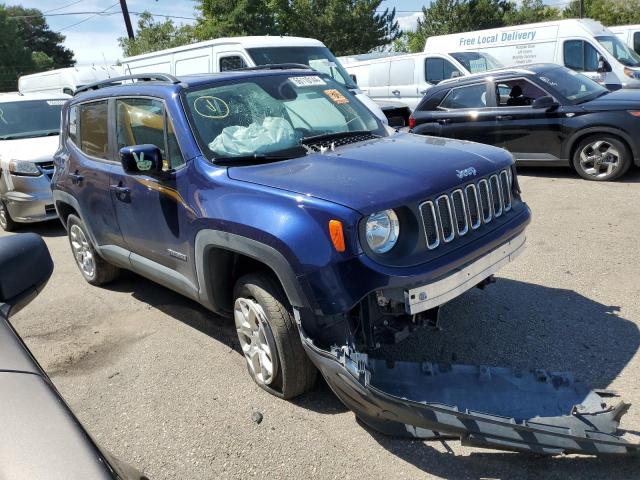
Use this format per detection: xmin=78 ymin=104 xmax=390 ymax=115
xmin=52 ymin=69 xmax=638 ymax=455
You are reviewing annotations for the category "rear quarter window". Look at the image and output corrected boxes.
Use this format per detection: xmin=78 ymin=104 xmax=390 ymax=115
xmin=68 ymin=105 xmax=78 ymax=144
xmin=417 ymin=89 xmax=449 ymax=111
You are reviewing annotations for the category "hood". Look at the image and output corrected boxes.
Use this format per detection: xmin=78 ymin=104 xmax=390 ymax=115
xmin=583 ymin=89 xmax=640 ymax=110
xmin=227 ymin=133 xmax=512 ymax=214
xmin=0 ymin=135 xmax=59 ymax=165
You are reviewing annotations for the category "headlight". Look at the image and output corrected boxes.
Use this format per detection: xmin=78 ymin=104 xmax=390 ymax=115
xmin=365 ymin=209 xmax=399 ymax=253
xmin=8 ymin=160 xmax=41 ymax=177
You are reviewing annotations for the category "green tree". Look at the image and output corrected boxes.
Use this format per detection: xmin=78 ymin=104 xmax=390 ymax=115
xmin=31 ymin=51 xmax=54 ymax=71
xmin=0 ymin=6 xmax=36 ymax=91
xmin=195 ymin=0 xmax=400 ymax=55
xmin=119 ymin=12 xmax=195 ymax=57
xmin=407 ymin=0 xmax=512 ymax=53
xmin=504 ymin=0 xmax=560 ymax=25
xmin=5 ymin=5 xmax=75 ymax=68
xmin=563 ymin=0 xmax=640 ymax=25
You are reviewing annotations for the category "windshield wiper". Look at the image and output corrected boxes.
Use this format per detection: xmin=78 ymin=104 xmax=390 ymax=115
xmin=300 ymin=130 xmax=375 ymax=145
xmin=214 ymin=147 xmax=307 ymax=165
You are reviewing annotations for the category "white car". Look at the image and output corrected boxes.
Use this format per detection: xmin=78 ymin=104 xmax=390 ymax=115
xmin=0 ymin=92 xmax=69 ymax=231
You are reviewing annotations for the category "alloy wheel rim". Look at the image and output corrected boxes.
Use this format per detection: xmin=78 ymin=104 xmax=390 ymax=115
xmin=0 ymin=203 xmax=7 ymax=229
xmin=234 ymin=297 xmax=278 ymax=386
xmin=69 ymin=224 xmax=95 ymax=278
xmin=579 ymin=140 xmax=620 ymax=179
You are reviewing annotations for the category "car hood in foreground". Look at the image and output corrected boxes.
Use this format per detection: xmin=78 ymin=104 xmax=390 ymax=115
xmin=0 ymin=135 xmax=59 ymax=165
xmin=227 ymin=133 xmax=512 ymax=214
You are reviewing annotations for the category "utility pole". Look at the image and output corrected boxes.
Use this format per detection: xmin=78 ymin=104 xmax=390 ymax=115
xmin=120 ymin=0 xmax=135 ymax=39
xmin=579 ymin=0 xmax=584 ymax=18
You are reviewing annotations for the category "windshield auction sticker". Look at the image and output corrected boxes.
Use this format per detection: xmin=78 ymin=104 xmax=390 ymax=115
xmin=323 ymin=89 xmax=349 ymax=104
xmin=289 ymin=76 xmax=326 ymax=87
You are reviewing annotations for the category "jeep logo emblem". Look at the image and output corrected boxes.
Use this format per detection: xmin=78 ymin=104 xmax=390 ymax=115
xmin=456 ymin=167 xmax=477 ymax=179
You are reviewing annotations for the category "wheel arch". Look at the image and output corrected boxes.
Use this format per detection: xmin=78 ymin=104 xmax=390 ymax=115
xmin=195 ymin=229 xmax=311 ymax=317
xmin=565 ymin=127 xmax=638 ymax=167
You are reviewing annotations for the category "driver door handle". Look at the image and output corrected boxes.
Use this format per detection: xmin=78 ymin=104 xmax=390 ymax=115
xmin=391 ymin=89 xmax=400 ymax=95
xmin=496 ymin=115 xmax=514 ymax=121
xmin=437 ymin=118 xmax=450 ymax=125
xmin=110 ymin=183 xmax=131 ymax=202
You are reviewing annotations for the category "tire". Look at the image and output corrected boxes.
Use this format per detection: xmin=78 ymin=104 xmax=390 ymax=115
xmin=0 ymin=200 xmax=16 ymax=232
xmin=66 ymin=214 xmax=119 ymax=285
xmin=572 ymin=135 xmax=632 ymax=181
xmin=233 ymin=272 xmax=317 ymax=399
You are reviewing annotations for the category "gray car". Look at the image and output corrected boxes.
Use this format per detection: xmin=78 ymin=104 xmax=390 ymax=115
xmin=0 ymin=92 xmax=69 ymax=231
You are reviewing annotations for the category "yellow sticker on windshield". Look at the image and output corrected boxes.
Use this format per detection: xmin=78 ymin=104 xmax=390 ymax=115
xmin=323 ymin=89 xmax=349 ymax=104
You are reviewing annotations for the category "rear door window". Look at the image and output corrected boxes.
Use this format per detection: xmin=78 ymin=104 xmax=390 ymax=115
xmin=634 ymin=32 xmax=640 ymax=55
xmin=439 ymin=83 xmax=487 ymax=109
xmin=564 ymin=40 xmax=600 ymax=71
xmin=79 ymin=101 xmax=109 ymax=159
xmin=68 ymin=105 xmax=78 ymax=144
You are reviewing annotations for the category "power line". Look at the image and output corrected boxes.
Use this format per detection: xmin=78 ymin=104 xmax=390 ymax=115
xmin=44 ymin=0 xmax=85 ymax=14
xmin=59 ymin=3 xmax=120 ymax=32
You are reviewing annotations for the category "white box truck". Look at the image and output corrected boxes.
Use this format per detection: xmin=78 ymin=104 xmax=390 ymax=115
xmin=121 ymin=36 xmax=391 ymax=124
xmin=609 ymin=25 xmax=640 ymax=55
xmin=424 ymin=19 xmax=640 ymax=90
xmin=18 ymin=66 xmax=121 ymax=95
xmin=338 ymin=51 xmax=501 ymax=110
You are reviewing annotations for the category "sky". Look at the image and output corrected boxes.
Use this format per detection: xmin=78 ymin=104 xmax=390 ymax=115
xmin=21 ymin=0 xmax=429 ymax=66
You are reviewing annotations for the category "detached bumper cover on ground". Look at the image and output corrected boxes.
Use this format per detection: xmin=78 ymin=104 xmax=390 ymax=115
xmin=299 ymin=326 xmax=640 ymax=455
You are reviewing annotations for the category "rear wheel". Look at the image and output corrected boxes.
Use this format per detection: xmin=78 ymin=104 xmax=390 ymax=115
xmin=67 ymin=214 xmax=119 ymax=285
xmin=233 ymin=272 xmax=317 ymax=399
xmin=0 ymin=201 xmax=16 ymax=232
xmin=572 ymin=135 xmax=631 ymax=181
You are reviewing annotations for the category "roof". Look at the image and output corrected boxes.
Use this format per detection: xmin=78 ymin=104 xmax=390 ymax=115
xmin=436 ymin=63 xmax=560 ymax=87
xmin=122 ymin=36 xmax=325 ymax=62
xmin=0 ymin=91 xmax=71 ymax=103
xmin=70 ymin=68 xmax=321 ymax=102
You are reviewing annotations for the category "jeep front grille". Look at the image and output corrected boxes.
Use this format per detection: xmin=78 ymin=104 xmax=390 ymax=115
xmin=419 ymin=169 xmax=513 ymax=250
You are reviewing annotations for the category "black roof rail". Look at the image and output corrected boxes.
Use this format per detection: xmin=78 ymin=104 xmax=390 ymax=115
xmin=74 ymin=73 xmax=181 ymax=96
xmin=236 ymin=63 xmax=313 ymax=71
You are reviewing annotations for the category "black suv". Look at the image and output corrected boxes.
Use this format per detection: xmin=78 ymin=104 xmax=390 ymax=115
xmin=410 ymin=63 xmax=640 ymax=181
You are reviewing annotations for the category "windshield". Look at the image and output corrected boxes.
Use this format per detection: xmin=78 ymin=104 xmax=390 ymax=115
xmin=536 ymin=66 xmax=608 ymax=103
xmin=451 ymin=52 xmax=502 ymax=73
xmin=0 ymin=99 xmax=64 ymax=139
xmin=596 ymin=35 xmax=640 ymax=67
xmin=184 ymin=74 xmax=384 ymax=161
xmin=246 ymin=46 xmax=358 ymax=89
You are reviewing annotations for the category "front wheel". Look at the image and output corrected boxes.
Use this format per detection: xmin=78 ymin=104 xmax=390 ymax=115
xmin=233 ymin=272 xmax=317 ymax=399
xmin=0 ymin=201 xmax=16 ymax=232
xmin=572 ymin=135 xmax=631 ymax=181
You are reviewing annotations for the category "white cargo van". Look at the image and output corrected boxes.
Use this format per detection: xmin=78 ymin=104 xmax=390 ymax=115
xmin=18 ymin=66 xmax=121 ymax=95
xmin=121 ymin=36 xmax=388 ymax=123
xmin=338 ymin=51 xmax=501 ymax=110
xmin=425 ymin=19 xmax=640 ymax=90
xmin=610 ymin=25 xmax=640 ymax=55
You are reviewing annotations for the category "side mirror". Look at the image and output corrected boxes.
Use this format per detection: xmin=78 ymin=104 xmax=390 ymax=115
xmin=450 ymin=70 xmax=462 ymax=78
xmin=532 ymin=95 xmax=559 ymax=110
xmin=0 ymin=233 xmax=53 ymax=319
xmin=597 ymin=56 xmax=612 ymax=73
xmin=349 ymin=74 xmax=357 ymax=84
xmin=120 ymin=144 xmax=163 ymax=176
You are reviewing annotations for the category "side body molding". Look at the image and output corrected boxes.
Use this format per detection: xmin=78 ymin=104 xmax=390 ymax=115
xmin=195 ymin=229 xmax=310 ymax=313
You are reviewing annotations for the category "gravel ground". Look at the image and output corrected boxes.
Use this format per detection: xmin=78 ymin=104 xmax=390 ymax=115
xmin=4 ymin=166 xmax=640 ymax=479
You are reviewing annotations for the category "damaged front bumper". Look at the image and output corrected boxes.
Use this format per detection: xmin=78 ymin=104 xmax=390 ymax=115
xmin=297 ymin=322 xmax=639 ymax=455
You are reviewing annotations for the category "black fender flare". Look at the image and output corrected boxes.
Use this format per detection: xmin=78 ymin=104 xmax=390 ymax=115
xmin=52 ymin=190 xmax=100 ymax=246
xmin=194 ymin=229 xmax=311 ymax=313
xmin=564 ymin=126 xmax=640 ymax=166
